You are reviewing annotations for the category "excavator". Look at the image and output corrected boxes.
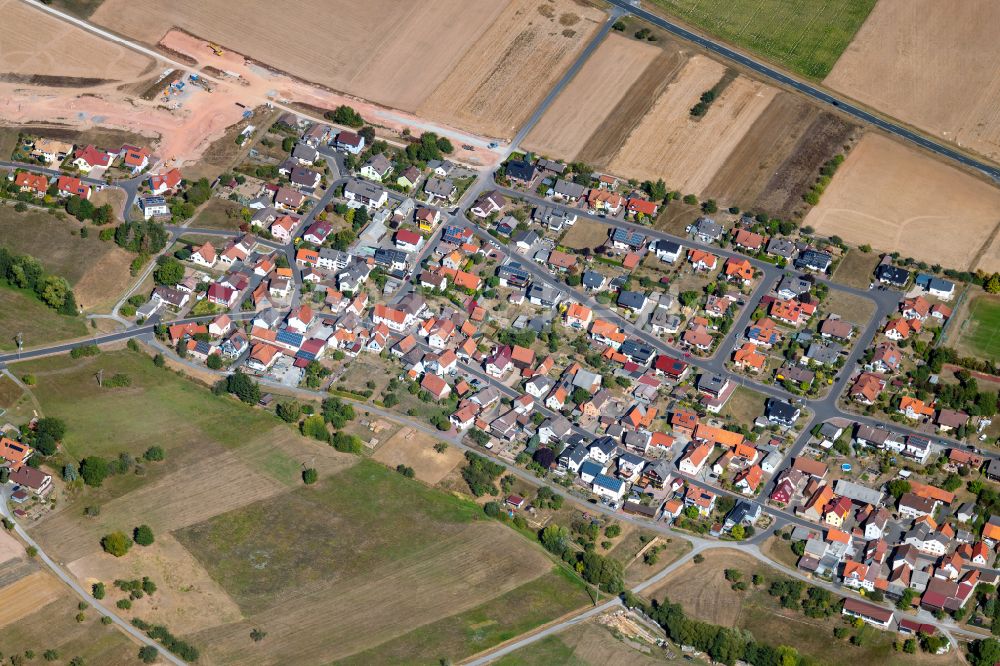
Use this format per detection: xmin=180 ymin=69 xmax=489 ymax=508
xmin=208 ymin=43 xmax=224 ymax=56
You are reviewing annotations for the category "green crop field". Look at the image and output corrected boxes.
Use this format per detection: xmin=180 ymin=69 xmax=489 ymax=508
xmin=647 ymin=0 xmax=877 ymax=79
xmin=958 ymin=296 xmax=1000 ymax=361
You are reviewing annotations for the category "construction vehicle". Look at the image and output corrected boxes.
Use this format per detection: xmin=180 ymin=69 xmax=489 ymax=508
xmin=208 ymin=43 xmax=224 ymax=56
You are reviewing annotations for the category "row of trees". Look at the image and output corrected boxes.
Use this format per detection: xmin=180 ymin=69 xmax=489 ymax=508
xmin=0 ymin=247 xmax=77 ymax=314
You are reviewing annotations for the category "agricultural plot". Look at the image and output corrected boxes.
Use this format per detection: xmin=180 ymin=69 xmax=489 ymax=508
xmin=0 ymin=0 xmax=154 ymax=84
xmin=181 ymin=460 xmax=579 ymax=663
xmin=825 ymin=0 xmax=1000 ymax=162
xmin=803 ymin=134 xmax=1000 ymax=271
xmin=91 ymin=0 xmax=505 ymax=113
xmin=417 ymin=0 xmax=607 ymax=138
xmin=67 ymin=533 xmax=243 ymax=635
xmin=522 ymin=33 xmax=663 ymax=160
xmin=607 ymin=57 xmax=776 ymax=191
xmin=0 ymin=580 xmax=138 ymax=664
xmin=954 ymin=295 xmax=1000 ymax=362
xmin=646 ymin=0 xmax=877 ymax=79
xmin=704 ymin=92 xmax=859 ymax=220
xmin=0 ymin=207 xmax=135 ymax=312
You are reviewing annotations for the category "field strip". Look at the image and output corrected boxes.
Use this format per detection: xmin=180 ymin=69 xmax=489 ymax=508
xmin=0 ymin=571 xmax=63 ymax=628
xmin=192 ymin=523 xmax=554 ymax=662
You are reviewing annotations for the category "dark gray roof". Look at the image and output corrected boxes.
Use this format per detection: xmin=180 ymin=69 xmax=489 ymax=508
xmin=617 ymin=290 xmax=646 ymax=310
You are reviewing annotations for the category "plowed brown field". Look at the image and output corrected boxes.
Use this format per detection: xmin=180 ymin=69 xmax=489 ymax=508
xmin=706 ymin=92 xmax=860 ymax=219
xmin=1 ymin=0 xmax=154 ymax=83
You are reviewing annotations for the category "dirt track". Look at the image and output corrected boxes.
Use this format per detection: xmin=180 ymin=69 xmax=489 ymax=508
xmin=804 ymin=134 xmax=1000 ymax=271
xmin=825 ymin=0 xmax=1000 ymax=162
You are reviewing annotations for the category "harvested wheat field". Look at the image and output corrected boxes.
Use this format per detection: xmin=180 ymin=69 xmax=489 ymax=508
xmin=825 ymin=0 xmax=1000 ymax=162
xmin=372 ymin=427 xmax=464 ymax=485
xmin=804 ymin=134 xmax=1000 ymax=270
xmin=608 ymin=56 xmax=777 ymax=191
xmin=91 ymin=0 xmax=504 ymax=112
xmin=705 ymin=92 xmax=860 ymax=220
xmin=523 ymin=33 xmax=662 ymax=160
xmin=68 ymin=533 xmax=242 ymax=636
xmin=418 ymin=0 xmax=606 ymax=138
xmin=0 ymin=0 xmax=154 ymax=85
xmin=0 ymin=571 xmax=64 ymax=628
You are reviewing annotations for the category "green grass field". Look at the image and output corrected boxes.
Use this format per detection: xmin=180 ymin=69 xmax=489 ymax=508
xmin=958 ymin=296 xmax=1000 ymax=362
xmin=0 ymin=288 xmax=88 ymax=351
xmin=647 ymin=0 xmax=877 ymax=79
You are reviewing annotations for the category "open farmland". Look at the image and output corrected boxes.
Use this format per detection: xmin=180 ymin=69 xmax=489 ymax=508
xmin=705 ymin=92 xmax=860 ymax=220
xmin=825 ymin=0 xmax=1000 ymax=162
xmin=0 ymin=577 xmax=138 ymax=664
xmin=0 ymin=207 xmax=135 ymax=312
xmin=804 ymin=134 xmax=1000 ymax=271
xmin=0 ymin=0 xmax=154 ymax=85
xmin=417 ymin=0 xmax=607 ymax=138
xmin=90 ymin=0 xmax=504 ymax=113
xmin=181 ymin=460 xmax=586 ymax=663
xmin=646 ymin=0 xmax=876 ymax=79
xmin=522 ymin=33 xmax=663 ymax=160
xmin=67 ymin=533 xmax=244 ymax=636
xmin=607 ymin=56 xmax=777 ymax=191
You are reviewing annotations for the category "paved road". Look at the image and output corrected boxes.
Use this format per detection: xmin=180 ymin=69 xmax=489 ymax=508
xmin=606 ymin=0 xmax=1000 ymax=181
